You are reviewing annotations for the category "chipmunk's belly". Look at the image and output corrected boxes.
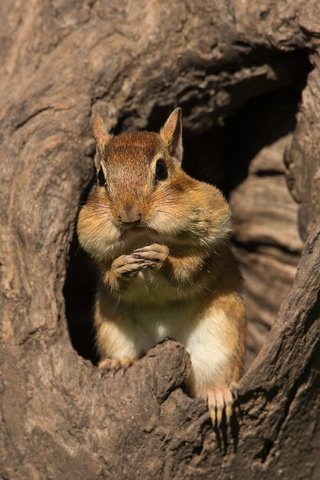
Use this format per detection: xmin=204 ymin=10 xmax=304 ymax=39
xmin=135 ymin=301 xmax=197 ymax=344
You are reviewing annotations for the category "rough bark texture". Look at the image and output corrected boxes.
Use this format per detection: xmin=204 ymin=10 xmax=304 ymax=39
xmin=1 ymin=1 xmax=319 ymax=479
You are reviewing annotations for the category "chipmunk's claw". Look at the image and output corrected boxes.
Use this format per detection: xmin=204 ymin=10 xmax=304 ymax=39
xmin=207 ymin=385 xmax=236 ymax=428
xmin=132 ymin=244 xmax=169 ymax=267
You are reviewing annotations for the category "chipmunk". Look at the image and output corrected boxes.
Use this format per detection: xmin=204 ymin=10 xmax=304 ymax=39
xmin=77 ymin=108 xmax=246 ymax=426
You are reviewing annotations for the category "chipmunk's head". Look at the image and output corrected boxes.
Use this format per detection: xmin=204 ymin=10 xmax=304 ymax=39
xmin=89 ymin=108 xmax=186 ymax=231
xmin=78 ymin=108 xmax=230 ymax=259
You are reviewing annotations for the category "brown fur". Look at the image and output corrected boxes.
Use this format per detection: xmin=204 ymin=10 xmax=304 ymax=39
xmin=77 ymin=109 xmax=246 ymax=426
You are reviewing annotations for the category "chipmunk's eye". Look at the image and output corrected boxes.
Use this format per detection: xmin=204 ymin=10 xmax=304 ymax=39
xmin=155 ymin=159 xmax=168 ymax=182
xmin=97 ymin=167 xmax=106 ymax=187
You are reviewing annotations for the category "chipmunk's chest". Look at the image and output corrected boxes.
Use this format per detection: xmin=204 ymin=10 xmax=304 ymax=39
xmin=123 ymin=269 xmax=175 ymax=303
xmin=113 ymin=233 xmax=171 ymax=301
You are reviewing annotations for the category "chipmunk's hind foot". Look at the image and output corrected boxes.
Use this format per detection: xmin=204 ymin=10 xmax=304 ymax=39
xmin=98 ymin=357 xmax=133 ymax=372
xmin=207 ymin=384 xmax=237 ymax=428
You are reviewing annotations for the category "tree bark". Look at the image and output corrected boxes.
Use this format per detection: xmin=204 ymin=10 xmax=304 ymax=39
xmin=1 ymin=1 xmax=319 ymax=479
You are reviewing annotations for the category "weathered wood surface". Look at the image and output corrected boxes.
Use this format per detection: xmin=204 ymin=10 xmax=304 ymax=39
xmin=0 ymin=1 xmax=319 ymax=478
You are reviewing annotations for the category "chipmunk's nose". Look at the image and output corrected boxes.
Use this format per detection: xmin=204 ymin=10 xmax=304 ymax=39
xmin=118 ymin=203 xmax=142 ymax=226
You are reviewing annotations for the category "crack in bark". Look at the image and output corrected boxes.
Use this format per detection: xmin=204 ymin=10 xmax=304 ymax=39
xmin=14 ymin=106 xmax=54 ymax=130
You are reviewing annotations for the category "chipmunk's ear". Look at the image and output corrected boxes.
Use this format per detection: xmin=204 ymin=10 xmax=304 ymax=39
xmin=160 ymin=108 xmax=183 ymax=163
xmin=92 ymin=115 xmax=112 ymax=162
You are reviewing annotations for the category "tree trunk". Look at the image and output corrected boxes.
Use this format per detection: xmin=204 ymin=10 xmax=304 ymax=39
xmin=1 ymin=1 xmax=319 ymax=478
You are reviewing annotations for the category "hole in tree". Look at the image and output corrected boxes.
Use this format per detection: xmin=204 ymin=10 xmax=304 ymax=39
xmin=63 ymin=179 xmax=99 ymax=363
xmin=64 ymin=50 xmax=311 ymax=365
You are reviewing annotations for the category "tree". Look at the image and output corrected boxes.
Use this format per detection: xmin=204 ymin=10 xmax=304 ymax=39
xmin=1 ymin=1 xmax=319 ymax=478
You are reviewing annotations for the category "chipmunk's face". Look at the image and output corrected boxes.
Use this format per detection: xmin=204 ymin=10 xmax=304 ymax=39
xmin=95 ymin=130 xmax=179 ymax=231
xmin=85 ymin=109 xmax=191 ymax=236
xmin=78 ymin=108 xmax=230 ymax=259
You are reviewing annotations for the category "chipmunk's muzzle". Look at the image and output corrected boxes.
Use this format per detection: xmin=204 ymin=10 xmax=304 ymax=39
xmin=119 ymin=219 xmax=142 ymax=230
xmin=117 ymin=193 xmax=143 ymax=228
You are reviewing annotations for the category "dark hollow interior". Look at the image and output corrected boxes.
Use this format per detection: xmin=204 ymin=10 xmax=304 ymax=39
xmin=64 ymin=52 xmax=311 ymax=364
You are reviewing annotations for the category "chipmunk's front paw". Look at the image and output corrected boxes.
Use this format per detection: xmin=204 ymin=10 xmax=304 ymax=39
xmin=132 ymin=244 xmax=169 ymax=269
xmin=98 ymin=357 xmax=134 ymax=372
xmin=111 ymin=254 xmax=154 ymax=279
xmin=207 ymin=384 xmax=237 ymax=428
